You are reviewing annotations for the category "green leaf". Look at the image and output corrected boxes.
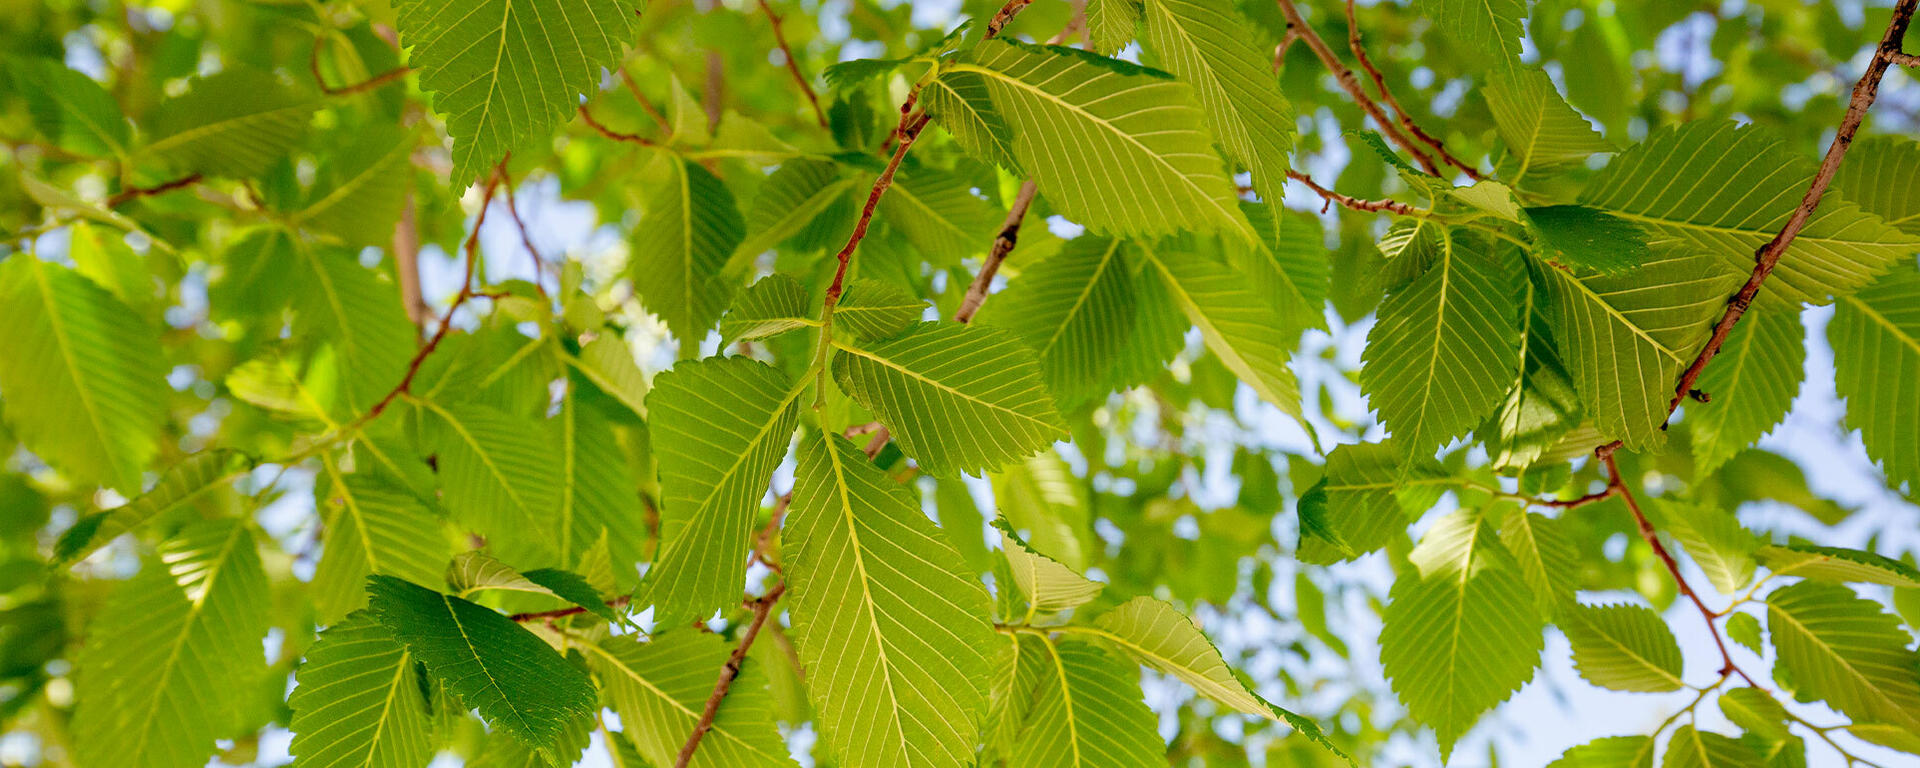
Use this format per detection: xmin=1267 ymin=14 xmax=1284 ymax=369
xmin=1485 ymin=272 xmax=1586 ymax=469
xmin=567 ymin=335 xmax=650 ymax=418
xmin=721 ymin=273 xmax=814 ymax=344
xmin=1137 ymin=241 xmax=1304 ymax=421
xmin=1650 ymin=499 xmax=1761 ymax=595
xmin=832 ymin=321 xmax=1066 ymax=477
xmin=977 ymin=236 xmax=1136 ymax=409
xmin=1766 ymin=580 xmax=1920 ymax=730
xmin=1663 ymin=725 xmax=1763 ymax=768
xmin=1092 ymin=596 xmax=1343 ymax=757
xmin=1562 ymin=602 xmax=1685 ymax=692
xmin=1580 ymin=121 xmax=1920 ymax=307
xmin=1483 ymin=69 xmax=1612 ymax=182
xmin=1360 ymin=236 xmax=1521 ymax=456
xmin=54 ymin=450 xmax=254 ymax=565
xmin=72 ymin=520 xmax=269 ymax=768
xmin=145 ymin=69 xmax=317 ymax=178
xmin=1087 ymin=0 xmax=1140 ymax=54
xmin=288 ymin=611 xmax=435 ymax=768
xmin=642 ymin=356 xmax=801 ymax=625
xmin=786 ymin=432 xmax=998 ymax=768
xmin=837 ymin=278 xmax=927 ymax=340
xmin=992 ymin=450 xmax=1093 ymax=571
xmin=1495 ymin=505 xmax=1577 ymax=617
xmin=1419 ymin=0 xmax=1524 ymax=73
xmin=1843 ymin=723 xmax=1920 ymax=756
xmin=920 ymin=69 xmax=1021 ymax=172
xmin=583 ymin=632 xmax=794 ymax=768
xmin=735 ymin=159 xmax=858 ymax=263
xmin=0 ymin=256 xmax=168 ymax=492
xmin=7 ymin=56 xmax=132 ymax=158
xmin=1755 ymin=544 xmax=1920 ymax=588
xmin=1379 ymin=509 xmax=1544 ymax=755
xmin=1142 ymin=0 xmax=1294 ymax=206
xmin=1238 ymin=204 xmax=1329 ymax=334
xmin=312 ymin=463 xmax=449 ymax=625
xmin=1833 ymin=137 xmax=1920 ymax=236
xmin=552 ymin=391 xmax=645 ymax=589
xmin=1830 ymin=268 xmax=1920 ymax=489
xmin=1727 ymin=612 xmax=1764 ymax=654
xmin=365 ymin=576 xmax=598 ymax=758
xmin=1536 ymin=251 xmax=1742 ymax=450
xmin=394 ymin=0 xmax=636 ymax=187
xmin=997 ymin=520 xmax=1102 ymax=618
xmin=288 ymin=243 xmax=417 ymax=413
xmin=631 ymin=158 xmax=748 ymax=345
xmin=291 ymin=127 xmax=416 ymax=246
xmin=519 ymin=568 xmax=619 ymax=622
xmin=417 ymin=400 xmax=562 ymax=562
xmin=1688 ymin=307 xmax=1804 ymax=476
xmin=1547 ymin=736 xmax=1653 ymax=768
xmin=941 ymin=40 xmax=1250 ymax=239
xmin=1011 ymin=638 xmax=1164 ymax=768
xmin=1300 ymin=443 xmax=1449 ymax=562
xmin=877 ymin=168 xmax=999 ymax=267
xmin=1525 ymin=205 xmax=1650 ymax=275
xmin=1718 ymin=688 xmax=1791 ymax=742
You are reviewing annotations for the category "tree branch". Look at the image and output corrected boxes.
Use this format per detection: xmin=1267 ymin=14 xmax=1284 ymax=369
xmin=1666 ymin=0 xmax=1916 ymax=419
xmin=1341 ymin=0 xmax=1482 ymax=180
xmin=578 ymin=105 xmax=658 ymax=145
xmin=106 ymin=173 xmax=202 ymax=207
xmin=498 ymin=174 xmax=550 ymax=298
xmin=955 ymin=181 xmax=1040 ymax=323
xmin=672 ymin=583 xmax=787 ymax=768
xmin=509 ymin=595 xmax=632 ymax=623
xmin=394 ymin=187 xmax=431 ymax=328
xmin=1286 ymin=169 xmax=1414 ymax=215
xmin=1602 ymin=452 xmax=1762 ymax=689
xmin=1272 ymin=0 xmax=1442 ymax=175
xmin=309 ymin=38 xmax=411 ymax=97
xmin=756 ymin=0 xmax=829 ymax=128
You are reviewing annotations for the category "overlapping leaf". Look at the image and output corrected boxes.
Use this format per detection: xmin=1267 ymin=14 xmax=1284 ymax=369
xmin=939 ymin=40 xmax=1249 ymax=238
xmin=1011 ymin=639 xmax=1164 ymax=768
xmin=1755 ymin=544 xmax=1920 ymax=588
xmin=1379 ymin=510 xmax=1543 ymax=755
xmin=1420 ymin=0 xmax=1525 ymax=73
xmin=0 ymin=256 xmax=168 ymax=492
xmin=1830 ymin=268 xmax=1920 ymax=489
xmin=1483 ymin=68 xmax=1612 ymax=181
xmin=833 ymin=321 xmax=1065 ymax=477
xmin=1299 ymin=443 xmax=1449 ymax=562
xmin=1361 ymin=236 xmax=1521 ymax=456
xmin=585 ymin=632 xmax=794 ymax=768
xmin=1561 ymin=603 xmax=1685 ymax=692
xmin=977 ymin=236 xmax=1136 ymax=409
xmin=312 ymin=465 xmax=448 ymax=625
xmin=288 ymin=611 xmax=435 ymax=768
xmin=7 ymin=56 xmax=131 ymax=158
xmin=417 ymin=400 xmax=562 ymax=563
xmin=394 ymin=0 xmax=635 ymax=186
xmin=1767 ymin=580 xmax=1920 ymax=729
xmin=997 ymin=521 xmax=1102 ymax=618
xmin=642 ymin=356 xmax=800 ymax=624
xmin=145 ymin=68 xmax=316 ymax=177
xmin=632 ymin=158 xmax=747 ymax=345
xmin=72 ymin=520 xmax=269 ymax=768
xmin=1142 ymin=0 xmax=1294 ymax=206
xmin=786 ymin=432 xmax=998 ymax=768
xmin=1687 ymin=307 xmax=1803 ymax=476
xmin=1580 ymin=121 xmax=1920 ymax=307
xmin=1137 ymin=242 xmax=1303 ymax=420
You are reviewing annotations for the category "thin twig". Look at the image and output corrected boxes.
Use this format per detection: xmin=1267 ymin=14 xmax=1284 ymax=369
xmin=672 ymin=583 xmax=787 ymax=768
xmin=106 ymin=173 xmax=202 ymax=207
xmin=578 ymin=105 xmax=657 ymax=145
xmin=1272 ymin=0 xmax=1442 ymax=174
xmin=1602 ymin=453 xmax=1762 ymax=690
xmin=756 ymin=0 xmax=829 ymax=128
xmin=1341 ymin=0 xmax=1482 ymax=180
xmin=1286 ymin=169 xmax=1414 ymax=215
xmin=1665 ymin=0 xmax=1917 ymax=420
xmin=1889 ymin=50 xmax=1918 ymax=67
xmin=309 ymin=38 xmax=411 ymax=97
xmin=509 ymin=595 xmax=633 ymax=623
xmin=498 ymin=175 xmax=550 ymax=298
xmin=619 ymin=69 xmax=675 ymax=133
xmin=955 ymin=181 xmax=1040 ymax=323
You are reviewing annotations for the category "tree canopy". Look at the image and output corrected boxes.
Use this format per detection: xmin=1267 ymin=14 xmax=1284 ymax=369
xmin=2 ymin=0 xmax=1919 ymax=766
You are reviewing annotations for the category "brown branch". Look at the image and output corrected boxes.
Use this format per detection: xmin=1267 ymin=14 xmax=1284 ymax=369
xmin=1665 ymin=0 xmax=1916 ymax=421
xmin=955 ymin=181 xmax=1040 ymax=323
xmin=756 ymin=0 xmax=829 ymax=128
xmin=359 ymin=167 xmax=504 ymax=424
xmin=106 ymin=173 xmax=201 ymax=207
xmin=1341 ymin=0 xmax=1482 ymax=180
xmin=1286 ymin=169 xmax=1414 ymax=215
xmin=673 ymin=583 xmax=787 ymax=768
xmin=619 ymin=69 xmax=675 ymax=134
xmin=509 ymin=595 xmax=632 ymax=623
xmin=1272 ymin=0 xmax=1442 ymax=175
xmin=1890 ymin=50 xmax=1919 ymax=67
xmin=1602 ymin=453 xmax=1762 ymax=689
xmin=578 ymin=105 xmax=657 ymax=145
xmin=498 ymin=175 xmax=550 ymax=298
xmin=1530 ymin=486 xmax=1618 ymax=509
xmin=309 ymin=38 xmax=411 ymax=97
